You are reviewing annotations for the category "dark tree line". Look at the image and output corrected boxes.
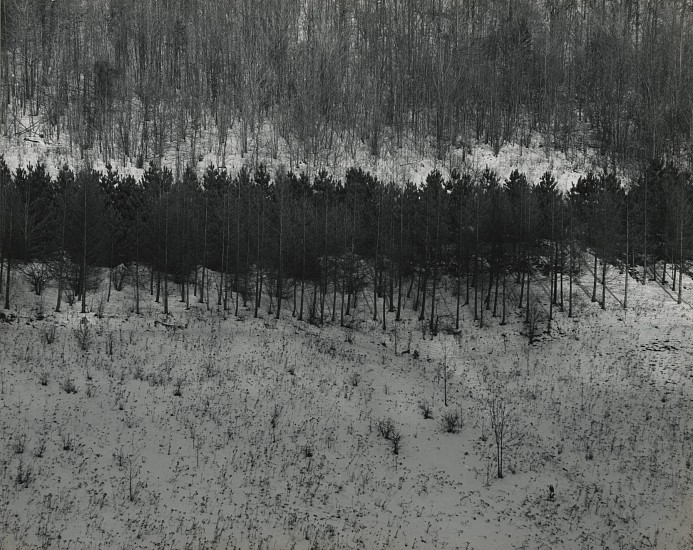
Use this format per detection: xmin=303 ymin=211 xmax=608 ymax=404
xmin=0 ymin=156 xmax=691 ymax=333
xmin=1 ymin=0 xmax=691 ymax=171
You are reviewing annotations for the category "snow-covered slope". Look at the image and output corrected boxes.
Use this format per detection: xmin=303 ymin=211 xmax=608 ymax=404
xmin=1 ymin=116 xmax=597 ymax=189
xmin=0 ymin=261 xmax=690 ymax=549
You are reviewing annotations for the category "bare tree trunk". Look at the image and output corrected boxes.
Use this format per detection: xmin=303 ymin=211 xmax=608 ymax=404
xmin=135 ymin=218 xmax=140 ymax=314
xmin=200 ymin=198 xmax=207 ymax=303
xmin=592 ymin=253 xmax=598 ymax=302
xmin=493 ymin=257 xmax=500 ymax=318
xmin=156 ymin=270 xmax=161 ymax=303
xmin=163 ymin=196 xmax=169 ymax=315
xmin=601 ymin=256 xmax=607 ymax=310
xmin=81 ymin=182 xmax=87 ymax=315
xmin=4 ymin=217 xmax=11 ymax=309
xmin=55 ymin=203 xmax=67 ymax=313
xmin=525 ymin=266 xmax=531 ymax=325
xmin=624 ymin=199 xmax=629 ymax=309
xmin=479 ymin=264 xmax=484 ymax=329
xmin=474 ymin=255 xmax=479 ymax=321
xmin=501 ymin=269 xmax=507 ymax=325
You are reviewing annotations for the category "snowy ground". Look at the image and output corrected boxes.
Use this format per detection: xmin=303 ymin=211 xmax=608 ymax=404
xmin=0 ymin=262 xmax=691 ymax=549
xmin=1 ymin=116 xmax=596 ymax=190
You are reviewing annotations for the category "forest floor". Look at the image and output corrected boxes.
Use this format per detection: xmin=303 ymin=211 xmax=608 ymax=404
xmin=0 ymin=263 xmax=691 ymax=549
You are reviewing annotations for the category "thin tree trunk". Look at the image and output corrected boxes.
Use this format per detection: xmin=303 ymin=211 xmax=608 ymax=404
xmin=560 ymin=242 xmax=565 ymax=311
xmin=465 ymin=254 xmax=470 ymax=305
xmin=254 ymin=198 xmax=262 ymax=318
xmin=479 ymin=263 xmax=484 ymax=328
xmin=4 ymin=252 xmax=9 ymax=309
xmin=163 ymin=197 xmax=169 ymax=315
xmin=310 ymin=281 xmax=317 ymax=322
xmin=474 ymin=255 xmax=479 ymax=321
xmin=340 ymin=272 xmax=346 ymax=326
xmin=419 ymin=267 xmax=427 ymax=321
xmin=485 ymin=262 xmax=493 ymax=310
xmin=624 ymin=200 xmax=629 ymax=309
xmin=4 ymin=216 xmax=11 ymax=309
xmin=601 ymin=255 xmax=606 ymax=310
xmin=501 ymin=270 xmax=506 ymax=325
xmin=493 ymin=257 xmax=500 ymax=318
xmin=219 ymin=195 xmax=226 ymax=308
xmin=135 ymin=217 xmax=140 ymax=315
xmin=455 ymin=262 xmax=461 ymax=330
xmin=235 ymin=187 xmax=241 ymax=316
xmin=382 ymin=270 xmax=387 ymax=331
xmin=200 ymin=198 xmax=207 ymax=303
xmin=81 ymin=182 xmax=87 ymax=315
xmin=592 ymin=253 xmax=598 ymax=302
xmin=525 ymin=264 xmax=531 ymax=324
xmin=549 ymin=245 xmax=554 ymax=324
xmin=156 ymin=270 xmax=161 ymax=302
xmin=373 ymin=199 xmax=380 ymax=322
xmin=107 ymin=246 xmax=113 ymax=302
xmin=332 ymin=257 xmax=338 ymax=323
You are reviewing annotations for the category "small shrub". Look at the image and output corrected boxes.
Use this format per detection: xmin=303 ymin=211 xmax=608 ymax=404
xmin=418 ymin=399 xmax=433 ymax=419
xmin=11 ymin=432 xmax=27 ymax=454
xmin=22 ymin=263 xmax=51 ymax=295
xmin=270 ymin=404 xmax=283 ymax=431
xmin=74 ymin=320 xmax=92 ymax=352
xmin=96 ymin=293 xmax=106 ymax=319
xmin=348 ymin=372 xmax=361 ymax=387
xmin=38 ymin=370 xmax=49 ymax=386
xmin=106 ymin=332 xmax=115 ymax=356
xmin=33 ymin=437 xmax=47 ymax=458
xmin=377 ymin=418 xmax=396 ymax=440
xmin=61 ymin=432 xmax=74 ymax=451
xmin=376 ymin=418 xmax=402 ymax=455
xmin=441 ymin=410 xmax=462 ymax=433
xmin=202 ymin=360 xmax=217 ymax=380
xmin=300 ymin=444 xmax=314 ymax=459
xmin=390 ymin=430 xmax=402 ymax=455
xmin=132 ymin=364 xmax=145 ymax=381
xmin=526 ymin=300 xmax=545 ymax=344
xmin=16 ymin=459 xmax=34 ymax=487
xmin=113 ymin=447 xmax=126 ymax=468
xmin=60 ymin=378 xmax=78 ymax=394
xmin=112 ymin=264 xmax=129 ymax=291
xmin=147 ymin=371 xmax=167 ymax=387
xmin=41 ymin=324 xmax=57 ymax=345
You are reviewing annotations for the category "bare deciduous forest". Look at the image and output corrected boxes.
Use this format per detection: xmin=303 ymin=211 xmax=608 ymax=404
xmin=0 ymin=0 xmax=691 ymax=168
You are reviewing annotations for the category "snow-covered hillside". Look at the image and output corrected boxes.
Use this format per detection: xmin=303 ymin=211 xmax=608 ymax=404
xmin=0 ymin=261 xmax=690 ymax=549
xmin=1 ymin=116 xmax=597 ymax=189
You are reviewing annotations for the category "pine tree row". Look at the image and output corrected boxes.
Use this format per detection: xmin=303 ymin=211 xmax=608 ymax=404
xmin=0 ymin=157 xmax=690 ymax=333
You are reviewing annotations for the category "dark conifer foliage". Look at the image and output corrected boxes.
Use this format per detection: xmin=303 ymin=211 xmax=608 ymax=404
xmin=1 ymin=155 xmax=690 ymax=333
